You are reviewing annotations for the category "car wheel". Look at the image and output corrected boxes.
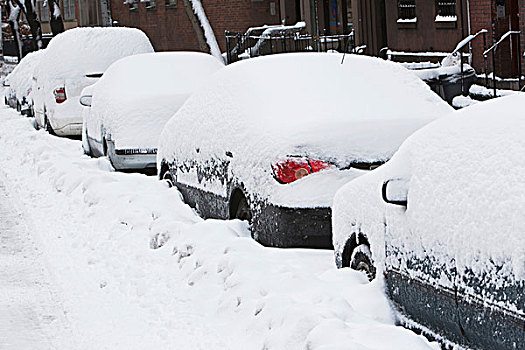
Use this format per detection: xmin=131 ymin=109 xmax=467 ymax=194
xmin=44 ymin=115 xmax=55 ymax=135
xmin=350 ymin=244 xmax=376 ymax=281
xmin=233 ymin=193 xmax=252 ymax=222
xmin=162 ymin=171 xmax=174 ymax=188
xmin=16 ymin=101 xmax=20 ymax=112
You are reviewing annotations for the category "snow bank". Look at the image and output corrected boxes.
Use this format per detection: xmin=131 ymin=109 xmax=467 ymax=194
xmin=334 ymin=94 xmax=525 ymax=308
xmin=5 ymin=49 xmax=45 ymax=102
xmin=87 ymin=52 xmax=223 ymax=149
xmin=0 ymin=101 xmax=439 ymax=350
xmin=158 ymin=53 xmax=451 ymax=206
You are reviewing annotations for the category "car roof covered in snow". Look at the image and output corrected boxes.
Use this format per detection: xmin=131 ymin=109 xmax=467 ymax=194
xmin=34 ymin=27 xmax=154 ymax=80
xmin=6 ymin=49 xmax=45 ymax=100
xmin=89 ymin=52 xmax=224 ymax=148
xmin=159 ymin=53 xmax=452 ymax=169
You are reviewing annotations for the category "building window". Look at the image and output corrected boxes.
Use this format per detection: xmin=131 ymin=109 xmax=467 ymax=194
xmin=435 ymin=0 xmax=456 ymax=18
xmin=39 ymin=0 xmax=50 ymax=22
xmin=398 ymin=0 xmax=416 ymax=20
xmin=124 ymin=0 xmax=139 ymax=12
xmin=141 ymin=0 xmax=156 ymax=10
xmin=165 ymin=0 xmax=177 ymax=7
xmin=63 ymin=0 xmax=76 ymax=20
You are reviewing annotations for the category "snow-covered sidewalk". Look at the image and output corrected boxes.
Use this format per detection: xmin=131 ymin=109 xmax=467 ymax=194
xmin=0 ymin=103 xmax=439 ymax=349
xmin=0 ymin=175 xmax=73 ymax=349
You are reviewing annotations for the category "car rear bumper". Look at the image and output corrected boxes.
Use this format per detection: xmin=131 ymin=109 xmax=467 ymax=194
xmin=253 ymin=204 xmax=333 ymax=249
xmin=107 ymin=141 xmax=157 ymax=173
xmin=53 ymin=122 xmax=83 ymax=136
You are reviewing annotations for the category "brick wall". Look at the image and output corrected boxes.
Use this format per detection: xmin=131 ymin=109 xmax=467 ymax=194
xmin=469 ymin=0 xmax=493 ymax=76
xmin=110 ymin=0 xmax=281 ymax=53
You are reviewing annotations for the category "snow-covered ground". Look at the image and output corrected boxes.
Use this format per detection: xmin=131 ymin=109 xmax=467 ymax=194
xmin=0 ymin=101 xmax=440 ymax=349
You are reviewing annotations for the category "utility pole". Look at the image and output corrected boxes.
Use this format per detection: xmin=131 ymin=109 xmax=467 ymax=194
xmin=309 ymin=0 xmax=320 ymax=52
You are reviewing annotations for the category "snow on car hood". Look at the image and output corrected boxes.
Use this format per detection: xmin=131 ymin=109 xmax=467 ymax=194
xmin=158 ymin=53 xmax=452 ymax=202
xmin=89 ymin=52 xmax=224 ymax=149
xmin=334 ymin=94 xmax=525 ymax=288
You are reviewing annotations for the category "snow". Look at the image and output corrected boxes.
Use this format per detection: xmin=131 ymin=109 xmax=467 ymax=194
xmin=85 ymin=52 xmax=223 ymax=149
xmin=411 ymin=64 xmax=472 ymax=82
xmin=469 ymin=84 xmax=518 ymax=98
xmin=189 ymin=0 xmax=224 ymax=63
xmin=0 ymin=98 xmax=440 ymax=349
xmin=158 ymin=53 xmax=452 ymax=208
xmin=4 ymin=49 xmax=45 ymax=103
xmin=434 ymin=15 xmax=457 ymax=22
xmin=451 ymin=94 xmax=478 ymax=108
xmin=333 ymin=94 xmax=525 ymax=310
xmin=397 ymin=18 xmax=417 ymax=23
xmin=32 ymin=27 xmax=154 ymax=133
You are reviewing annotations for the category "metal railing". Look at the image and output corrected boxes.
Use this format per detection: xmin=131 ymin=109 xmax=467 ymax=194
xmin=225 ymin=30 xmax=355 ymax=64
xmin=483 ymin=30 xmax=522 ymax=96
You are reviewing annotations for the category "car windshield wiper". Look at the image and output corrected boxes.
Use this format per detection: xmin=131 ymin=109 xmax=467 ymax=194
xmin=342 ymin=161 xmax=384 ymax=171
xmin=85 ymin=73 xmax=103 ymax=78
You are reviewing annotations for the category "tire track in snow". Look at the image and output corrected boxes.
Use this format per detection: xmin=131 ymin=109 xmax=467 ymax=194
xmin=0 ymin=175 xmax=73 ymax=349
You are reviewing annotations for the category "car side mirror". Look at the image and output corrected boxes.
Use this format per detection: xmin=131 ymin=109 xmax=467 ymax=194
xmin=79 ymin=95 xmax=92 ymax=107
xmin=382 ymin=179 xmax=408 ymax=206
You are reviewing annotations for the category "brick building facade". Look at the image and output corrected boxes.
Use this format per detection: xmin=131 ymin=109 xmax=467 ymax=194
xmin=110 ymin=0 xmax=281 ymax=52
xmin=357 ymin=0 xmax=524 ymax=78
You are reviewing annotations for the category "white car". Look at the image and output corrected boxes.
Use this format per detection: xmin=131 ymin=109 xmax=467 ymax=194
xmin=32 ymin=27 xmax=154 ymax=137
xmin=81 ymin=52 xmax=224 ymax=173
xmin=157 ymin=53 xmax=453 ymax=248
xmin=4 ymin=49 xmax=45 ymax=116
xmin=332 ymin=94 xmax=525 ymax=349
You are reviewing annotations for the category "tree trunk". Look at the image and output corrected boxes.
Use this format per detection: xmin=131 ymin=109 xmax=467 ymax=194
xmin=100 ymin=0 xmax=112 ymax=26
xmin=47 ymin=0 xmax=64 ymax=36
xmin=6 ymin=0 xmax=23 ymax=61
xmin=22 ymin=0 xmax=43 ymax=49
xmin=181 ymin=0 xmax=209 ymax=53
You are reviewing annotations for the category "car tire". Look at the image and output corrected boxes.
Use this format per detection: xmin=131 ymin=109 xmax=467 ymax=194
xmin=233 ymin=193 xmax=252 ymax=222
xmin=162 ymin=170 xmax=174 ymax=188
xmin=350 ymin=244 xmax=376 ymax=281
xmin=44 ymin=115 xmax=55 ymax=135
xmin=16 ymin=101 xmax=20 ymax=112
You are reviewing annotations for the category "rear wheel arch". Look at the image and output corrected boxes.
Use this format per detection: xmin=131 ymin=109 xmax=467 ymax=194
xmin=229 ymin=187 xmax=251 ymax=221
xmin=159 ymin=161 xmax=175 ymax=187
xmin=342 ymin=232 xmax=370 ymax=267
xmin=342 ymin=232 xmax=376 ymax=280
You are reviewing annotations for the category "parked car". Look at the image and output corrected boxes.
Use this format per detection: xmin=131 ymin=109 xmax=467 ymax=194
xmin=81 ymin=52 xmax=224 ymax=173
xmin=157 ymin=53 xmax=452 ymax=248
xmin=4 ymin=49 xmax=46 ymax=116
xmin=32 ymin=27 xmax=154 ymax=136
xmin=332 ymin=94 xmax=525 ymax=349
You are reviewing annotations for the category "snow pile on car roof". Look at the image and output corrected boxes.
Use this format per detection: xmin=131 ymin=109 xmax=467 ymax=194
xmin=159 ymin=53 xmax=451 ymax=203
xmin=334 ymin=94 xmax=525 ymax=287
xmin=89 ymin=52 xmax=224 ymax=149
xmin=6 ymin=49 xmax=45 ymax=100
xmin=35 ymin=27 xmax=154 ymax=80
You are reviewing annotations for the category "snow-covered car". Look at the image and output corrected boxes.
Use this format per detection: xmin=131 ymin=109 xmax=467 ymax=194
xmin=32 ymin=27 xmax=154 ymax=137
xmin=4 ymin=49 xmax=45 ymax=116
xmin=81 ymin=52 xmax=224 ymax=173
xmin=157 ymin=53 xmax=452 ymax=248
xmin=332 ymin=94 xmax=525 ymax=349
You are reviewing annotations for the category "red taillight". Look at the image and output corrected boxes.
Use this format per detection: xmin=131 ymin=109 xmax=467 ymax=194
xmin=54 ymin=87 xmax=67 ymax=104
xmin=272 ymin=157 xmax=333 ymax=184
